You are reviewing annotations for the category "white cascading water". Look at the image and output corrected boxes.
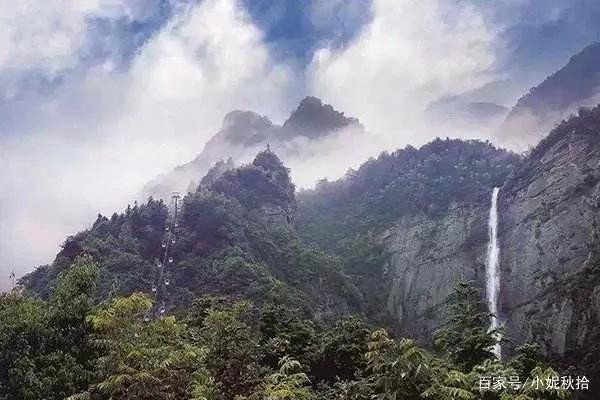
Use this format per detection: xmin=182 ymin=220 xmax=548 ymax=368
xmin=486 ymin=187 xmax=502 ymax=358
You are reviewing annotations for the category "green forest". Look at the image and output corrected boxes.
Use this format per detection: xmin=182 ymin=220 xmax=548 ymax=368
xmin=2 ymin=143 xmax=589 ymax=399
xmin=0 ymin=259 xmax=569 ymax=399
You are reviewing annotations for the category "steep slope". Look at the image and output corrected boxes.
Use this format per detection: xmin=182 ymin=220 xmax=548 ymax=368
xmin=297 ymin=139 xmax=520 ymax=332
xmin=501 ymin=42 xmax=600 ymax=149
xmin=142 ymin=97 xmax=363 ymax=200
xmin=293 ymin=109 xmax=600 ymax=393
xmin=499 ymin=106 xmax=600 ymax=386
xmin=23 ymin=151 xmax=362 ymax=321
xmin=297 ymin=108 xmax=600 ymax=390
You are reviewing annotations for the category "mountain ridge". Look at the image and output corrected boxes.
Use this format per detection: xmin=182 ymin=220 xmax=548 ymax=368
xmin=500 ymin=42 xmax=600 ymax=149
xmin=141 ymin=96 xmax=364 ymax=200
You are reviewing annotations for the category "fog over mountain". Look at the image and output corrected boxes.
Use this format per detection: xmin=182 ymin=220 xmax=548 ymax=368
xmin=141 ymin=96 xmax=368 ymax=199
xmin=3 ymin=2 xmax=600 ymax=398
xmin=500 ymin=42 xmax=600 ymax=150
xmin=1 ymin=0 xmax=600 ymax=286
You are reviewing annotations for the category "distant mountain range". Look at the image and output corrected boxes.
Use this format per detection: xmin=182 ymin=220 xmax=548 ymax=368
xmin=500 ymin=42 xmax=600 ymax=149
xmin=144 ymin=41 xmax=600 ymax=200
xmin=142 ymin=96 xmax=363 ymax=200
xmin=426 ymin=96 xmax=508 ymax=127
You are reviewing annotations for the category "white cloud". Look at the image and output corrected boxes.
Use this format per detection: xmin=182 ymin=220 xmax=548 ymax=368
xmin=309 ymin=0 xmax=498 ymax=146
xmin=0 ymin=0 xmax=128 ymax=75
xmin=284 ymin=127 xmax=391 ymax=189
xmin=2 ymin=0 xmax=585 ymax=289
xmin=0 ymin=0 xmax=294 ymax=285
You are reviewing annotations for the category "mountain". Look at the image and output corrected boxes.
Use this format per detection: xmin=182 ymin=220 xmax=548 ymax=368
xmin=23 ymin=150 xmax=362 ymax=321
xmin=18 ymin=106 xmax=600 ymax=396
xmin=281 ymin=96 xmax=361 ymax=139
xmin=499 ymin=107 xmax=600 ymax=382
xmin=297 ymin=106 xmax=600 ymax=393
xmin=296 ymin=139 xmax=521 ymax=331
xmin=142 ymin=96 xmax=363 ymax=200
xmin=500 ymin=42 xmax=600 ymax=150
xmin=426 ymin=96 xmax=509 ymax=127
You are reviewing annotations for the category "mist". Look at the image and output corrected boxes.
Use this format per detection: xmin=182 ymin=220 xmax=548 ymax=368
xmin=1 ymin=0 xmax=599 ymax=288
xmin=0 ymin=0 xmax=295 ymax=287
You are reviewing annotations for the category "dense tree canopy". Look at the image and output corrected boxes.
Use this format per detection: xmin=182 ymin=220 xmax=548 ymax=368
xmin=1 ymin=267 xmax=572 ymax=399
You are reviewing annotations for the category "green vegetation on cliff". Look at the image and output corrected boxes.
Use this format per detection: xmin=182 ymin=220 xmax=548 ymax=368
xmin=22 ymin=150 xmax=361 ymax=320
xmin=1 ymin=260 xmax=569 ymax=400
xmin=297 ymin=138 xmax=519 ymax=250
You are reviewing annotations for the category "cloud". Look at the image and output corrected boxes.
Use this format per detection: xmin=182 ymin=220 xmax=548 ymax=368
xmin=308 ymin=0 xmax=498 ymax=147
xmin=0 ymin=0 xmax=294 ymax=286
xmin=476 ymin=0 xmax=600 ymax=86
xmin=0 ymin=0 xmax=151 ymax=76
xmin=2 ymin=0 xmax=600 ymax=289
xmin=284 ymin=126 xmax=390 ymax=189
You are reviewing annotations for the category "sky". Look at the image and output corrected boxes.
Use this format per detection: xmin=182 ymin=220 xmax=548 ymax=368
xmin=1 ymin=0 xmax=600 ymax=287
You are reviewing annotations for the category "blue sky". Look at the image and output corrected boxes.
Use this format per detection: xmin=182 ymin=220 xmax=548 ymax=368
xmin=1 ymin=0 xmax=600 ymax=283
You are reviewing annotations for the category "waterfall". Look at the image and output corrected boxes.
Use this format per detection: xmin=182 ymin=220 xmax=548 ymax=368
xmin=486 ymin=187 xmax=502 ymax=358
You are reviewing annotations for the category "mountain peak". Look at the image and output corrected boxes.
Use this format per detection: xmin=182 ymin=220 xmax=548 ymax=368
xmin=282 ymin=96 xmax=361 ymax=139
xmin=222 ymin=110 xmax=273 ymax=131
xmin=219 ymin=110 xmax=274 ymax=146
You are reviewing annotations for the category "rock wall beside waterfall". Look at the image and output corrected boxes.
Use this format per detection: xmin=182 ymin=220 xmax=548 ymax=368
xmin=378 ymin=108 xmax=600 ymax=386
xmin=297 ymin=113 xmax=600 ymax=382
xmin=296 ymin=139 xmax=518 ymax=339
xmin=382 ymin=203 xmax=490 ymax=339
xmin=499 ymin=109 xmax=600 ymax=377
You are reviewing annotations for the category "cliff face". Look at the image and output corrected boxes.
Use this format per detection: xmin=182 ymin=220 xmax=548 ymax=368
xmin=383 ymin=203 xmax=489 ymax=339
xmin=380 ymin=107 xmax=600 ymax=385
xmin=298 ymin=106 xmax=600 ymax=382
xmin=499 ymin=109 xmax=600 ymax=379
xmin=296 ymin=138 xmax=519 ymax=331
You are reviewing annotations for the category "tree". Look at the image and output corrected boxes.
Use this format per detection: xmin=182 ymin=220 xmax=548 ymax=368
xmin=262 ymin=357 xmax=313 ymax=400
xmin=197 ymin=300 xmax=263 ymax=400
xmin=313 ymin=316 xmax=370 ymax=382
xmin=0 ymin=291 xmax=47 ymax=400
xmin=365 ymin=329 xmax=432 ymax=400
xmin=433 ymin=281 xmax=501 ymax=371
xmin=259 ymin=304 xmax=317 ymax=370
xmin=0 ymin=257 xmax=99 ymax=400
xmin=82 ymin=293 xmax=203 ymax=399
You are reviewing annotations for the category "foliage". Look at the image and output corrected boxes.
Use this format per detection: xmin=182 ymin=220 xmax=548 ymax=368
xmin=196 ymin=300 xmax=263 ymax=400
xmin=2 ymin=262 xmax=575 ymax=400
xmin=313 ymin=316 xmax=370 ymax=382
xmin=6 ymin=145 xmax=584 ymax=400
xmin=82 ymin=293 xmax=203 ymax=399
xmin=21 ymin=151 xmax=358 ymax=320
xmin=262 ymin=357 xmax=313 ymax=400
xmin=433 ymin=281 xmax=502 ymax=371
xmin=0 ymin=258 xmax=99 ymax=400
xmin=297 ymin=139 xmax=519 ymax=251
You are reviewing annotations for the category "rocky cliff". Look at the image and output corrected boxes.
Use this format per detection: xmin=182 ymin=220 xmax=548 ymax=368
xmin=296 ymin=138 xmax=519 ymax=331
xmin=382 ymin=202 xmax=489 ymax=339
xmin=499 ymin=107 xmax=600 ymax=382
xmin=298 ymin=107 xmax=600 ymax=387
xmin=381 ymin=107 xmax=600 ymax=391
